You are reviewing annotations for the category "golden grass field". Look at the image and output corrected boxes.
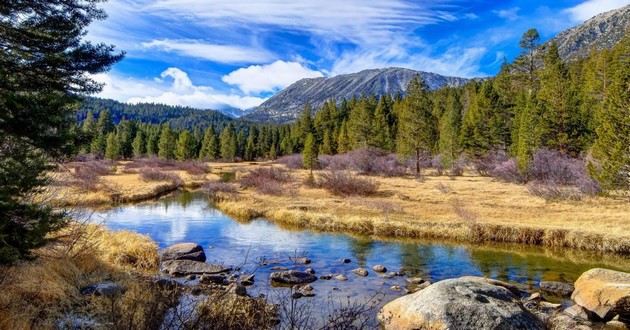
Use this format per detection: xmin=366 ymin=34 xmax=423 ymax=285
xmin=48 ymin=160 xmax=630 ymax=255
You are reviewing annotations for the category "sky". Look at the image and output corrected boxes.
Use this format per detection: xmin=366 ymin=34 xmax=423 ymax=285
xmin=88 ymin=0 xmax=630 ymax=112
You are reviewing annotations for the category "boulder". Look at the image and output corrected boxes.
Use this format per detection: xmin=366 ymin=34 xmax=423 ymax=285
xmin=373 ymin=265 xmax=387 ymax=273
xmin=270 ymin=270 xmax=317 ymax=285
xmin=200 ymin=274 xmax=227 ymax=285
xmin=161 ymin=260 xmax=231 ymax=276
xmin=352 ymin=268 xmax=369 ymax=277
xmin=342 ymin=258 xmax=352 ymax=263
xmin=540 ymin=281 xmax=574 ymax=297
xmin=572 ymin=268 xmax=630 ymax=320
xmin=160 ymin=243 xmax=206 ymax=262
xmin=378 ymin=276 xmax=544 ymax=330
xmin=548 ymin=311 xmax=593 ymax=330
xmin=154 ymin=277 xmax=178 ymax=290
xmin=80 ymin=281 xmax=126 ymax=297
xmin=226 ymin=283 xmax=247 ymax=296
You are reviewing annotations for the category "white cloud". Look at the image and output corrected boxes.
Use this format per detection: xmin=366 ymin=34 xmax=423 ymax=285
xmin=330 ymin=37 xmax=487 ymax=78
xmin=141 ymin=39 xmax=274 ymax=64
xmin=222 ymin=60 xmax=324 ymax=94
xmin=148 ymin=0 xmax=461 ymax=44
xmin=92 ymin=68 xmax=266 ymax=110
xmin=564 ymin=0 xmax=629 ymax=22
xmin=493 ymin=7 xmax=520 ymax=21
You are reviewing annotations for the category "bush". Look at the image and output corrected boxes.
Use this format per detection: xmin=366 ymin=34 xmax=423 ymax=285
xmin=204 ymin=181 xmax=238 ymax=202
xmin=240 ymin=167 xmax=292 ymax=195
xmin=529 ymin=149 xmax=591 ymax=185
xmin=139 ymin=169 xmax=183 ymax=186
xmin=527 ymin=181 xmax=584 ymax=201
xmin=490 ymin=159 xmax=525 ymax=183
xmin=317 ymin=171 xmax=378 ymax=196
xmin=473 ymin=150 xmax=509 ymax=176
xmin=68 ymin=160 xmax=115 ymax=191
xmin=175 ymin=161 xmax=208 ymax=175
xmin=276 ymin=154 xmax=303 ymax=169
xmin=319 ymin=148 xmax=407 ymax=177
xmin=449 ymin=156 xmax=467 ymax=176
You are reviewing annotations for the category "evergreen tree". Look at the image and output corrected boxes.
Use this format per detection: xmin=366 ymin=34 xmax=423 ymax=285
xmin=95 ymin=110 xmax=114 ymax=135
xmin=348 ymin=98 xmax=374 ymax=148
xmin=590 ymin=35 xmax=630 ymax=190
xmin=90 ymin=133 xmax=106 ymax=156
xmin=220 ymin=124 xmax=238 ymax=161
xmin=397 ymin=77 xmax=437 ymax=175
xmin=105 ymin=132 xmax=120 ymax=160
xmin=537 ymin=42 xmax=582 ymax=155
xmin=438 ymin=90 xmax=462 ymax=167
xmin=116 ymin=120 xmax=135 ymax=158
xmin=303 ymin=133 xmax=318 ymax=174
xmin=319 ymin=130 xmax=333 ymax=155
xmin=132 ymin=130 xmax=146 ymax=158
xmin=146 ymin=129 xmax=159 ymax=156
xmin=244 ymin=128 xmax=257 ymax=161
xmin=158 ymin=125 xmax=175 ymax=160
xmin=336 ymin=121 xmax=351 ymax=154
xmin=82 ymin=111 xmax=96 ymax=133
xmin=514 ymin=93 xmax=539 ymax=172
xmin=371 ymin=98 xmax=394 ymax=150
xmin=175 ymin=130 xmax=195 ymax=160
xmin=514 ymin=28 xmax=541 ymax=92
xmin=199 ymin=127 xmax=219 ymax=160
xmin=297 ymin=103 xmax=314 ymax=145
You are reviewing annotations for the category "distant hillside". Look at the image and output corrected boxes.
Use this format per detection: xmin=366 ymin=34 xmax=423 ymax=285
xmin=245 ymin=67 xmax=470 ymax=123
xmin=77 ymin=97 xmax=234 ymax=130
xmin=550 ymin=4 xmax=630 ymax=60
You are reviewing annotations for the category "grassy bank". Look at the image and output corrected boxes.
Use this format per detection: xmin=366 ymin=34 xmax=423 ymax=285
xmin=214 ymin=166 xmax=630 ymax=255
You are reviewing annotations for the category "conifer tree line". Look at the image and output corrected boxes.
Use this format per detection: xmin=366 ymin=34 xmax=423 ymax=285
xmin=79 ymin=29 xmax=629 ymax=191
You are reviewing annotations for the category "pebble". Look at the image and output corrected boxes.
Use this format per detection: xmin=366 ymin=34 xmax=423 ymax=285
xmin=352 ymin=268 xmax=369 ymax=277
xmin=335 ymin=274 xmax=348 ymax=281
xmin=372 ymin=265 xmax=387 ymax=273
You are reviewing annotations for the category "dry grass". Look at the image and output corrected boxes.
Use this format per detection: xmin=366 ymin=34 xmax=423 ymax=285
xmin=0 ymin=223 xmax=159 ymax=329
xmin=215 ymin=165 xmax=630 ymax=255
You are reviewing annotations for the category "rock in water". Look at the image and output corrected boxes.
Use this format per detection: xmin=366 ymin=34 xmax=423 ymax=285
xmin=352 ymin=268 xmax=369 ymax=277
xmin=160 ymin=242 xmax=206 ymax=262
xmin=572 ymin=268 xmax=630 ymax=320
xmin=372 ymin=265 xmax=387 ymax=273
xmin=378 ymin=276 xmax=544 ymax=330
xmin=161 ymin=260 xmax=231 ymax=276
xmin=540 ymin=281 xmax=574 ymax=297
xmin=270 ymin=270 xmax=317 ymax=285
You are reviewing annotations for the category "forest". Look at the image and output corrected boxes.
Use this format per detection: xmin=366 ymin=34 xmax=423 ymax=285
xmin=79 ymin=29 xmax=629 ymax=192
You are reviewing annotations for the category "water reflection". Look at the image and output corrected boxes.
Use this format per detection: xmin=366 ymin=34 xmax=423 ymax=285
xmin=93 ymin=191 xmax=629 ymax=309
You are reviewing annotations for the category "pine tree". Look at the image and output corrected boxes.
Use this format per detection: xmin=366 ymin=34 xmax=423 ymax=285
xmin=590 ymin=35 xmax=630 ymax=190
xmin=513 ymin=28 xmax=541 ymax=93
xmin=116 ymin=120 xmax=135 ymax=158
xmin=158 ymin=125 xmax=175 ymax=160
xmin=537 ymin=42 xmax=582 ymax=155
xmin=146 ymin=129 xmax=159 ymax=156
xmin=105 ymin=132 xmax=120 ymax=160
xmin=303 ymin=133 xmax=318 ymax=174
xmin=297 ymin=103 xmax=314 ymax=146
xmin=175 ymin=130 xmax=195 ymax=160
xmin=438 ymin=90 xmax=462 ymax=167
xmin=244 ymin=130 xmax=257 ymax=161
xmin=90 ymin=133 xmax=106 ymax=156
xmin=319 ymin=130 xmax=333 ymax=155
xmin=371 ymin=97 xmax=394 ymax=151
xmin=199 ymin=127 xmax=219 ymax=160
xmin=220 ymin=124 xmax=238 ymax=161
xmin=514 ymin=93 xmax=539 ymax=173
xmin=132 ymin=130 xmax=146 ymax=158
xmin=82 ymin=111 xmax=96 ymax=133
xmin=95 ymin=110 xmax=114 ymax=135
xmin=461 ymin=81 xmax=504 ymax=156
xmin=348 ymin=98 xmax=374 ymax=148
xmin=336 ymin=121 xmax=351 ymax=154
xmin=397 ymin=77 xmax=437 ymax=175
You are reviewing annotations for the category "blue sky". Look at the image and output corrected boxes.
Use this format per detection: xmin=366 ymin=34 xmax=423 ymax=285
xmin=88 ymin=0 xmax=630 ymax=112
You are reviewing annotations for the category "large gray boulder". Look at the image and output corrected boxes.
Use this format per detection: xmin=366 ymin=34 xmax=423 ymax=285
xmin=161 ymin=260 xmax=231 ymax=276
xmin=378 ymin=276 xmax=544 ymax=330
xmin=160 ymin=242 xmax=206 ymax=262
xmin=270 ymin=270 xmax=317 ymax=285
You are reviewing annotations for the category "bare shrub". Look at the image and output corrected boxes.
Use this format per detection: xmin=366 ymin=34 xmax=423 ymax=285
xmin=67 ymin=160 xmax=115 ymax=191
xmin=528 ymin=149 xmax=599 ymax=194
xmin=490 ymin=159 xmax=525 ymax=183
xmin=240 ymin=167 xmax=292 ymax=195
xmin=320 ymin=148 xmax=406 ymax=177
xmin=317 ymin=171 xmax=378 ymax=196
xmin=204 ymin=181 xmax=238 ymax=202
xmin=176 ymin=161 xmax=208 ymax=175
xmin=435 ymin=183 xmax=451 ymax=194
xmin=449 ymin=156 xmax=467 ymax=176
xmin=527 ymin=181 xmax=583 ymax=201
xmin=125 ymin=157 xmax=177 ymax=170
xmin=452 ymin=199 xmax=478 ymax=222
xmin=473 ymin=150 xmax=509 ymax=176
xmin=432 ymin=155 xmax=445 ymax=176
xmin=277 ymin=154 xmax=304 ymax=169
xmin=139 ymin=168 xmax=183 ymax=186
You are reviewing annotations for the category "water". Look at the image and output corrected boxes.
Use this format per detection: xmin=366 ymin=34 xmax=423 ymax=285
xmin=92 ymin=191 xmax=629 ymax=321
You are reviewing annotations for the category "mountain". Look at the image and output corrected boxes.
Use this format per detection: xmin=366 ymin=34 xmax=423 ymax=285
xmin=245 ymin=67 xmax=470 ymax=123
xmin=78 ymin=97 xmax=234 ymax=130
xmin=551 ymin=4 xmax=630 ymax=61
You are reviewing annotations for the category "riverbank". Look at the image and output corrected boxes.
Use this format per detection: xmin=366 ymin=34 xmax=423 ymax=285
xmin=47 ymin=159 xmax=630 ymax=255
xmin=214 ymin=165 xmax=630 ymax=255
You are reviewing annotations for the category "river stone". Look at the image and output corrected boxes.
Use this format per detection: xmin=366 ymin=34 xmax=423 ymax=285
xmin=540 ymin=281 xmax=574 ymax=297
xmin=241 ymin=274 xmax=255 ymax=286
xmin=80 ymin=281 xmax=126 ymax=297
xmin=270 ymin=270 xmax=317 ymax=285
xmin=335 ymin=274 xmax=348 ymax=281
xmin=572 ymin=268 xmax=630 ymax=320
xmin=406 ymin=277 xmax=425 ymax=284
xmin=305 ymin=268 xmax=315 ymax=274
xmin=378 ymin=276 xmax=544 ymax=330
xmin=373 ymin=265 xmax=387 ymax=273
xmin=293 ymin=257 xmax=311 ymax=264
xmin=160 ymin=242 xmax=206 ymax=262
xmin=161 ymin=260 xmax=231 ymax=276
xmin=352 ymin=268 xmax=369 ymax=277
xmin=200 ymin=274 xmax=227 ymax=285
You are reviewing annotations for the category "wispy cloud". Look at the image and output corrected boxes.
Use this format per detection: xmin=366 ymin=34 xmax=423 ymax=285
xmin=222 ymin=60 xmax=324 ymax=94
xmin=141 ymin=39 xmax=274 ymax=64
xmin=564 ymin=0 xmax=629 ymax=22
xmin=493 ymin=7 xmax=520 ymax=21
xmin=93 ymin=68 xmax=266 ymax=110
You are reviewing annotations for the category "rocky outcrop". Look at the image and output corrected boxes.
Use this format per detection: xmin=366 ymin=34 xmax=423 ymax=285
xmin=161 ymin=260 xmax=231 ymax=276
xmin=540 ymin=281 xmax=574 ymax=297
xmin=378 ymin=276 xmax=543 ymax=330
xmin=571 ymin=268 xmax=630 ymax=320
xmin=270 ymin=270 xmax=317 ymax=285
xmin=160 ymin=242 xmax=206 ymax=262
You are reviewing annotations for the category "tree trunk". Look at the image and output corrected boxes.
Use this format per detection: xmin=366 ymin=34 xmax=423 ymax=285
xmin=415 ymin=149 xmax=420 ymax=176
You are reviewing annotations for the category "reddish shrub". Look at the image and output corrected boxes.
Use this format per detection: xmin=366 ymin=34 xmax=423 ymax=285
xmin=473 ymin=150 xmax=509 ymax=176
xmin=320 ymin=148 xmax=407 ymax=177
xmin=67 ymin=160 xmax=114 ymax=191
xmin=125 ymin=157 xmax=177 ymax=170
xmin=139 ymin=168 xmax=183 ymax=186
xmin=317 ymin=171 xmax=378 ymax=196
xmin=240 ymin=167 xmax=292 ymax=195
xmin=175 ymin=161 xmax=208 ymax=175
xmin=490 ymin=159 xmax=525 ymax=183
xmin=276 ymin=154 xmax=303 ymax=169
xmin=527 ymin=181 xmax=583 ymax=201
